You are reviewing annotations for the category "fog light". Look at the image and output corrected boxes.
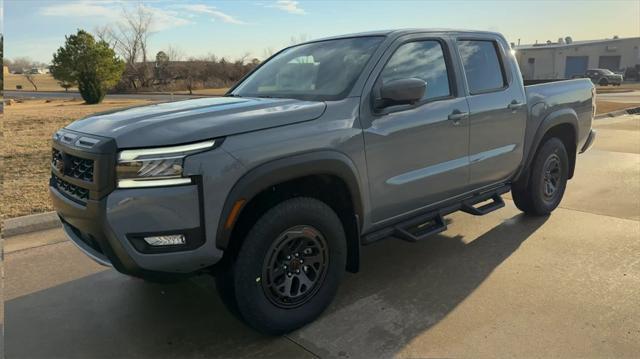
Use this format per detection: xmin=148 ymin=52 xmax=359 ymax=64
xmin=144 ymin=234 xmax=186 ymax=246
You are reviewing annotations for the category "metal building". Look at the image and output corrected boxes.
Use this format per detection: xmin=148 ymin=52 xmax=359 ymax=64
xmin=514 ymin=36 xmax=640 ymax=80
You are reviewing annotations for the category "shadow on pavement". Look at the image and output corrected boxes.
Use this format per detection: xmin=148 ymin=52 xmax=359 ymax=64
xmin=291 ymin=213 xmax=549 ymax=357
xmin=5 ymin=213 xmax=547 ymax=358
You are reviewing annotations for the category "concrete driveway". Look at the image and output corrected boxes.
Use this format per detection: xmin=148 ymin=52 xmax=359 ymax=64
xmin=5 ymin=115 xmax=640 ymax=358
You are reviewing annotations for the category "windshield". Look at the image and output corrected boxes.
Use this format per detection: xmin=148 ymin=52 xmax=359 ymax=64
xmin=231 ymin=36 xmax=385 ymax=101
xmin=600 ymin=69 xmax=614 ymax=75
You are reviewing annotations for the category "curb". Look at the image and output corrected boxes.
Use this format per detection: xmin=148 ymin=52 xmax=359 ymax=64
xmin=595 ymin=106 xmax=640 ymax=120
xmin=2 ymin=212 xmax=61 ymax=238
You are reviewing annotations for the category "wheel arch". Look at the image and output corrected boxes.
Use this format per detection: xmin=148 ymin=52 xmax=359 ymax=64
xmin=515 ymin=108 xmax=579 ymax=186
xmin=216 ymin=151 xmax=364 ymax=273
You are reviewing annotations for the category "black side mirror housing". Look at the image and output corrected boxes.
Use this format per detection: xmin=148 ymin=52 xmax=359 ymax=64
xmin=376 ymin=78 xmax=426 ymax=109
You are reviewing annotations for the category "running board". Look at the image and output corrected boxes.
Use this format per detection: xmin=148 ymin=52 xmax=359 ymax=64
xmin=394 ymin=213 xmax=447 ymax=242
xmin=460 ymin=192 xmax=505 ymax=216
xmin=361 ymin=184 xmax=511 ymax=245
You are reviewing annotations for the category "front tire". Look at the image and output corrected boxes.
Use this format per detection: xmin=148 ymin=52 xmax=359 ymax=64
xmin=217 ymin=197 xmax=346 ymax=335
xmin=512 ymin=137 xmax=569 ymax=216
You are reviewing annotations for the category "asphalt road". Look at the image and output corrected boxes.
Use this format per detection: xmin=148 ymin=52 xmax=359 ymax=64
xmin=5 ymin=115 xmax=640 ymax=358
xmin=4 ymin=90 xmax=204 ymax=101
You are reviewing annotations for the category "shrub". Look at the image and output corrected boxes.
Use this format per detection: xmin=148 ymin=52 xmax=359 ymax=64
xmin=50 ymin=30 xmax=124 ymax=104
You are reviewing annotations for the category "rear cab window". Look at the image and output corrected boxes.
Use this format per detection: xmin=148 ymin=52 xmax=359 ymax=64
xmin=457 ymin=40 xmax=507 ymax=94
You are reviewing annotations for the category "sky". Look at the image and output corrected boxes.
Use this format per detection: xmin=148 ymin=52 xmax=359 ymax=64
xmin=3 ymin=0 xmax=640 ymax=64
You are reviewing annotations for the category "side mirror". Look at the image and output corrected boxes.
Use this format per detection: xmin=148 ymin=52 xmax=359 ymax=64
xmin=376 ymin=78 xmax=426 ymax=108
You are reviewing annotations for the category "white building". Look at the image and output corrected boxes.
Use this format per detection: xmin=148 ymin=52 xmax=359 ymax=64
xmin=515 ymin=36 xmax=640 ymax=80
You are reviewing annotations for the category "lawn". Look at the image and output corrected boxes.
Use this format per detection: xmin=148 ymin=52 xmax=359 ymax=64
xmin=1 ymin=98 xmax=157 ymax=219
xmin=4 ymin=73 xmax=229 ymax=95
xmin=4 ymin=73 xmax=77 ymax=92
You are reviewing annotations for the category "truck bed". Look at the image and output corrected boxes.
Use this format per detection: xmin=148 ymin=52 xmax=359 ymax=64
xmin=523 ymin=78 xmax=595 ymax=157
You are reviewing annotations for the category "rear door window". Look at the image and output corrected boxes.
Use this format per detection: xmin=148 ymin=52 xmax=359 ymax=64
xmin=457 ymin=40 xmax=507 ymax=94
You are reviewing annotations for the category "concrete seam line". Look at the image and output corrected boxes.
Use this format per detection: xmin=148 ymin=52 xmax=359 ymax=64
xmin=2 ymin=211 xmax=61 ymax=238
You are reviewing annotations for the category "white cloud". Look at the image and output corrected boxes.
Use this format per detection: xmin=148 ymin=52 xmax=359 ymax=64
xmin=40 ymin=1 xmax=192 ymax=32
xmin=271 ymin=0 xmax=306 ymax=15
xmin=40 ymin=1 xmax=121 ymax=19
xmin=175 ymin=4 xmax=245 ymax=25
xmin=142 ymin=5 xmax=192 ymax=32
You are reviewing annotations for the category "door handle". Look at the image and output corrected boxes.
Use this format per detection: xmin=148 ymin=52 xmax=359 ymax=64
xmin=508 ymin=101 xmax=525 ymax=110
xmin=448 ymin=111 xmax=468 ymax=125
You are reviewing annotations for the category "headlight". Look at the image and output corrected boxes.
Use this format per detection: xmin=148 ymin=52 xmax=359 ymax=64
xmin=116 ymin=139 xmax=216 ymax=188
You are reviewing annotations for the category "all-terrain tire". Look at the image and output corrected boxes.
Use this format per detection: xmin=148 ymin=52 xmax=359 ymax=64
xmin=216 ymin=197 xmax=346 ymax=335
xmin=512 ymin=137 xmax=569 ymax=216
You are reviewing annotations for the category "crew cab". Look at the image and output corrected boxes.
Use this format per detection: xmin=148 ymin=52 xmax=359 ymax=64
xmin=51 ymin=29 xmax=596 ymax=334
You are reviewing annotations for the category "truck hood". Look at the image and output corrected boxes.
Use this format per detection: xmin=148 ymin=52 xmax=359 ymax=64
xmin=66 ymin=97 xmax=327 ymax=148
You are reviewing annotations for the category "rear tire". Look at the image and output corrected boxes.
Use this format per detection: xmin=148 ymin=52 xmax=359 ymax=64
xmin=599 ymin=79 xmax=608 ymax=86
xmin=512 ymin=137 xmax=569 ymax=216
xmin=216 ymin=197 xmax=346 ymax=335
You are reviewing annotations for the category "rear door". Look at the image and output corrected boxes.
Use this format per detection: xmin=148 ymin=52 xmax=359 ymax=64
xmin=455 ymin=37 xmax=527 ymax=189
xmin=360 ymin=35 xmax=470 ymax=223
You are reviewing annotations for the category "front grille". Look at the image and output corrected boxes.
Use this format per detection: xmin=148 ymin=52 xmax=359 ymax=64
xmin=52 ymin=173 xmax=90 ymax=203
xmin=52 ymin=148 xmax=94 ymax=182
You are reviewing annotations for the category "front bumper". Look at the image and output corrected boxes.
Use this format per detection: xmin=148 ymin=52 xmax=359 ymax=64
xmin=607 ymin=77 xmax=623 ymax=85
xmin=51 ymin=182 xmax=223 ymax=277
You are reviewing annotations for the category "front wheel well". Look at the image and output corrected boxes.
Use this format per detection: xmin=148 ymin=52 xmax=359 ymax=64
xmin=225 ymin=174 xmax=360 ymax=273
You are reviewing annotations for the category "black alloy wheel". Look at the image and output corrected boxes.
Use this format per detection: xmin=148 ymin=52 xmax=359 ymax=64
xmin=541 ymin=153 xmax=562 ymax=202
xmin=262 ymin=225 xmax=329 ymax=308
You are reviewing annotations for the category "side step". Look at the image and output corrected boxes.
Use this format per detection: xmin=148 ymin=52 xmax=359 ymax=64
xmin=362 ymin=185 xmax=510 ymax=245
xmin=460 ymin=192 xmax=505 ymax=216
xmin=393 ymin=213 xmax=447 ymax=242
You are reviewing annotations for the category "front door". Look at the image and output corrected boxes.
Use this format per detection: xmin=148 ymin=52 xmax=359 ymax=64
xmin=361 ymin=38 xmax=470 ymax=223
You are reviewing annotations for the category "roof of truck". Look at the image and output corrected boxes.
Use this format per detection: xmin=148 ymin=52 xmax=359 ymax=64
xmin=304 ymin=28 xmax=503 ymax=43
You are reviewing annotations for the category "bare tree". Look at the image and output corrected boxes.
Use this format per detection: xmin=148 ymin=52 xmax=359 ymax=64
xmin=24 ymin=73 xmax=38 ymax=91
xmin=237 ymin=52 xmax=251 ymax=65
xmin=6 ymin=57 xmax=36 ymax=74
xmin=175 ymin=58 xmax=205 ymax=95
xmin=96 ymin=4 xmax=154 ymax=90
xmin=166 ymin=45 xmax=183 ymax=62
xmin=262 ymin=47 xmax=277 ymax=60
xmin=289 ymin=34 xmax=309 ymax=46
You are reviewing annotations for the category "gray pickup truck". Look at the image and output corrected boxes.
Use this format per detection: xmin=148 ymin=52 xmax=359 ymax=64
xmin=51 ymin=29 xmax=596 ymax=334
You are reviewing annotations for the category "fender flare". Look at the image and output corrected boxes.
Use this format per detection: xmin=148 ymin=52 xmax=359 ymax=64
xmin=515 ymin=107 xmax=579 ymax=183
xmin=215 ymin=150 xmax=364 ymax=252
